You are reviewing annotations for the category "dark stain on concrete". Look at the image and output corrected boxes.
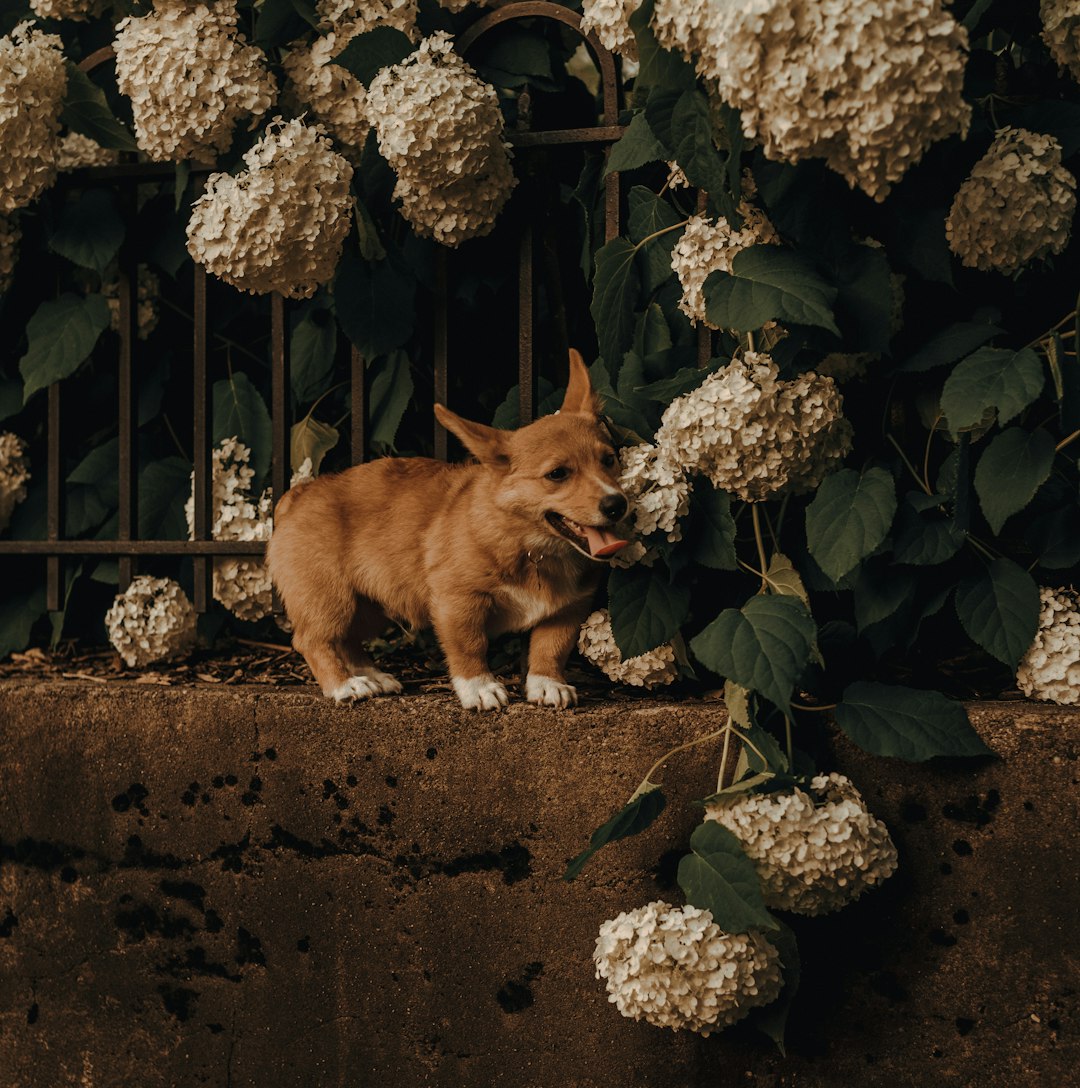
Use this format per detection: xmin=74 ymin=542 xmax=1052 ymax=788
xmin=951 ymin=839 xmax=973 ymax=856
xmin=111 ymin=783 xmax=149 ymax=815
xmin=26 ymin=1003 xmax=38 ymax=1025
xmin=0 ymin=907 xmax=17 ymax=937
xmin=115 ymin=897 xmax=198 ymax=943
xmin=496 ymin=962 xmax=543 ymax=1014
xmin=942 ymin=789 xmax=1000 ymax=827
xmin=159 ymin=985 xmax=198 ymax=1022
xmin=956 ymin=1017 xmax=976 ymax=1036
xmin=122 ymin=835 xmax=182 ymax=870
xmin=1 ymin=836 xmax=86 ymax=872
xmin=235 ymin=926 xmax=265 ymax=968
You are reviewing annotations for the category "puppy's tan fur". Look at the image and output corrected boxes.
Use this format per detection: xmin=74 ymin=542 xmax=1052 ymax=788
xmin=267 ymin=351 xmax=627 ymax=710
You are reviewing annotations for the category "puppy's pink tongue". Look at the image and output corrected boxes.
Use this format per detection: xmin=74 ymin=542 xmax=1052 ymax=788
xmin=584 ymin=525 xmax=629 ymax=558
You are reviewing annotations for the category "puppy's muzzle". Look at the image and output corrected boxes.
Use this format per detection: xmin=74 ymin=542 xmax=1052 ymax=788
xmin=599 ymin=493 xmax=628 ymax=522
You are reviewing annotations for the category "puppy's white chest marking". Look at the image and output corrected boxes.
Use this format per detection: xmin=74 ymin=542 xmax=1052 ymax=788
xmin=493 ymin=585 xmax=554 ymax=632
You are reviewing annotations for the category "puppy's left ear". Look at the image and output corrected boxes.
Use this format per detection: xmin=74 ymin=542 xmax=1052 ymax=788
xmin=434 ymin=403 xmax=509 ymax=466
xmin=561 ymin=348 xmax=603 ymax=418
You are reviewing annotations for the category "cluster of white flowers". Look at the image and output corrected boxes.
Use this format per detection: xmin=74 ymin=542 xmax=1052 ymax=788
xmin=104 ymin=575 xmax=197 ymax=668
xmin=114 ymin=0 xmax=277 ymax=163
xmin=653 ymin=0 xmax=970 ymax=201
xmin=1016 ymin=586 xmax=1080 ymax=704
xmin=0 ymin=22 xmax=67 ymax=215
xmin=618 ymin=442 xmax=690 ymax=542
xmin=316 ymin=0 xmax=417 ymax=35
xmin=705 ymin=773 xmax=898 ymax=916
xmin=945 ymin=127 xmax=1077 ymax=274
xmin=578 ymin=609 xmax=679 ymax=688
xmin=0 ymin=431 xmax=30 ymax=532
xmin=1042 ymin=0 xmax=1080 ymax=83
xmin=186 ymin=117 xmax=354 ymax=299
xmin=671 ymin=208 xmax=780 ymax=327
xmin=366 ymin=33 xmax=516 ymax=246
xmin=580 ymin=0 xmax=639 ymax=60
xmin=0 ymin=213 xmax=19 ymax=294
xmin=655 ymin=354 xmax=851 ymax=502
xmin=29 ymin=0 xmax=104 ymax=19
xmin=817 ymin=352 xmax=874 ymax=384
xmin=56 ymin=132 xmax=119 ymax=172
xmin=283 ymin=34 xmax=370 ymax=157
xmin=103 ymin=265 xmax=160 ymax=341
xmin=593 ymin=901 xmax=783 ymax=1034
xmin=184 ymin=437 xmax=274 ymax=622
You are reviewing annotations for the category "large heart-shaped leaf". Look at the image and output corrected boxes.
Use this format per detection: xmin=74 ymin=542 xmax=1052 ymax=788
xmin=20 ymin=293 xmax=110 ymax=403
xmin=564 ymin=785 xmax=666 ymax=881
xmin=940 ymin=347 xmax=1044 ymax=436
xmin=608 ymin=563 xmax=691 ymax=659
xmin=806 ymin=467 xmax=896 ymax=583
xmin=954 ymin=558 xmax=1039 ymax=670
xmin=974 ymin=427 xmax=1055 ymax=535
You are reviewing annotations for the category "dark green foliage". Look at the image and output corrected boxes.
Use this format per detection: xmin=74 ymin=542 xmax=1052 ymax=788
xmin=563 ymin=785 xmax=667 ymax=880
xmin=608 ymin=563 xmax=691 ymax=659
xmin=20 ymin=294 xmax=110 ymax=403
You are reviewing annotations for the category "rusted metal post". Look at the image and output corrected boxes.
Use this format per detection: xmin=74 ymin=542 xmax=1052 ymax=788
xmin=116 ymin=217 xmax=138 ymax=594
xmin=192 ymin=265 xmax=211 ymax=612
xmin=433 ymin=248 xmax=448 ymax=461
xmin=46 ymin=383 xmax=61 ymax=611
xmin=271 ymin=294 xmax=290 ymax=615
xmin=350 ymin=346 xmax=366 ymax=465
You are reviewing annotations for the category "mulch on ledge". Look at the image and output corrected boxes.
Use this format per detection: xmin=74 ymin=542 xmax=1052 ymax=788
xmin=0 ymin=637 xmax=679 ymax=706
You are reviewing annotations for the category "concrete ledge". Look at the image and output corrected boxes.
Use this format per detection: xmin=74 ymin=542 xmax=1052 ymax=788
xmin=0 ymin=682 xmax=1076 ymax=1087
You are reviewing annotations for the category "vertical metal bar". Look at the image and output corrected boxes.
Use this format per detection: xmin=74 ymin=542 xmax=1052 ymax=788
xmin=46 ymin=383 xmax=61 ymax=611
xmin=271 ymin=294 xmax=289 ymax=616
xmin=542 ymin=225 xmax=570 ymax=387
xmin=192 ymin=264 xmax=211 ymax=612
xmin=350 ymin=345 xmax=366 ymax=465
xmin=518 ymin=222 xmax=535 ymax=423
xmin=117 ymin=241 xmax=137 ymax=593
xmin=597 ymin=28 xmax=621 ymax=244
xmin=433 ymin=248 xmax=448 ymax=461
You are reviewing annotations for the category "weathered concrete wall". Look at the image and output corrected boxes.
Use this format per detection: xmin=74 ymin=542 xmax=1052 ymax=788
xmin=0 ymin=681 xmax=1076 ymax=1087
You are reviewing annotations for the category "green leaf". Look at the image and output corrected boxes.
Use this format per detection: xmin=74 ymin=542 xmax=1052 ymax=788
xmin=835 ymin=681 xmax=992 ymax=760
xmin=290 ymin=415 xmax=338 ymax=476
xmin=670 ymin=91 xmax=727 ymax=197
xmin=290 ymin=306 xmax=338 ymax=404
xmin=473 ymin=28 xmax=554 ymax=89
xmin=763 ymin=553 xmax=810 ymax=608
xmin=332 ymin=26 xmax=414 ymax=84
xmin=853 ymin=563 xmax=916 ymax=633
xmin=627 ymin=185 xmax=682 ymax=294
xmin=591 ymin=237 xmax=640 ymax=367
xmin=805 ymin=467 xmax=897 ymax=583
xmin=20 ymin=293 xmax=110 ymax=403
xmin=563 ymin=785 xmax=666 ymax=880
xmin=0 ymin=584 xmax=46 ymax=658
xmin=636 ymin=363 xmax=715 ymax=404
xmin=354 ymin=198 xmax=385 ymax=261
xmin=0 ymin=379 xmax=20 ymax=422
xmin=832 ymin=243 xmax=893 ymax=354
xmin=940 ymin=347 xmax=1044 ymax=436
xmin=892 ymin=494 xmax=964 ymax=566
xmin=955 ymin=558 xmax=1039 ymax=671
xmin=138 ymin=456 xmax=191 ymax=540
xmin=603 ymin=112 xmax=669 ymax=177
xmin=752 ymin=920 xmax=799 ymax=1056
xmin=48 ymin=189 xmax=125 ymax=274
xmin=677 ymin=821 xmax=776 ymax=933
xmin=212 ymin=372 xmax=273 ymax=487
xmin=335 ymin=254 xmax=415 ymax=360
xmin=59 ymin=63 xmax=137 ymax=152
xmin=974 ymin=427 xmax=1055 ymax=535
xmin=628 ymin=0 xmax=697 ymax=99
xmin=67 ymin=437 xmax=118 ymax=536
xmin=690 ymin=595 xmax=816 ymax=714
xmin=689 ymin=482 xmax=737 ymax=570
xmin=704 ymin=248 xmax=840 ymax=336
xmin=368 ymin=349 xmax=413 ymax=451
xmin=901 ymin=321 xmax=1003 ymax=373
xmin=608 ymin=563 xmax=691 ymax=660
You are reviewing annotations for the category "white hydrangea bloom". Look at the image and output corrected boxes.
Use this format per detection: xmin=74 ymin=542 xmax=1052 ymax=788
xmin=653 ymin=0 xmax=971 ymax=201
xmin=0 ymin=431 xmax=30 ymax=532
xmin=114 ymin=0 xmax=277 ymax=164
xmin=316 ymin=0 xmax=417 ymax=35
xmin=581 ymin=0 xmax=639 ymax=60
xmin=671 ymin=208 xmax=779 ymax=328
xmin=1016 ymin=586 xmax=1080 ymax=705
xmin=619 ymin=442 xmax=690 ymax=542
xmin=437 ymin=0 xmax=495 ymax=11
xmin=290 ymin=457 xmax=315 ymax=487
xmin=817 ymin=352 xmax=874 ymax=384
xmin=705 ymin=774 xmax=899 ymax=916
xmin=665 ymin=162 xmax=690 ymax=190
xmin=29 ymin=0 xmax=104 ymax=20
xmin=578 ymin=609 xmax=679 ymax=688
xmin=654 ymin=353 xmax=852 ymax=502
xmin=56 ymin=132 xmax=119 ymax=172
xmin=105 ymin=575 xmax=197 ymax=668
xmin=366 ymin=32 xmax=516 ymax=246
xmin=593 ymin=901 xmax=783 ymax=1034
xmin=103 ymin=265 xmax=160 ymax=340
xmin=0 ymin=213 xmax=19 ymax=293
xmin=946 ymin=127 xmax=1077 ymax=274
xmin=184 ymin=437 xmax=274 ymax=622
xmin=186 ymin=117 xmax=354 ymax=300
xmin=0 ymin=21 xmax=67 ymax=215
xmin=1042 ymin=0 xmax=1080 ymax=82
xmin=283 ymin=32 xmax=370 ymax=157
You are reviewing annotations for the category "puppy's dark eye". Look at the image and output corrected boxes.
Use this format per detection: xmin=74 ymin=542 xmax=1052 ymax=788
xmin=601 ymin=452 xmax=617 ymax=469
xmin=546 ymin=466 xmax=570 ymax=482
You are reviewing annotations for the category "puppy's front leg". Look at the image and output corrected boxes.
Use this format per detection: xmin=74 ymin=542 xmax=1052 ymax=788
xmin=525 ymin=610 xmax=587 ymax=709
xmin=432 ymin=595 xmax=508 ymax=711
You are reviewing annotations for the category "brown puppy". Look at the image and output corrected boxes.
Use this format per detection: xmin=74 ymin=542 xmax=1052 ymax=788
xmin=267 ymin=350 xmax=629 ymax=710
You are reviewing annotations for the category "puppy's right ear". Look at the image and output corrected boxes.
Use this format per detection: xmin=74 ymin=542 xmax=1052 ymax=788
xmin=434 ymin=404 xmax=510 ymax=466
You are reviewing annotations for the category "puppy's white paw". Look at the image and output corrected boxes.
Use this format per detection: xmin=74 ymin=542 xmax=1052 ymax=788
xmin=331 ymin=668 xmax=402 ymax=703
xmin=525 ymin=674 xmax=578 ymax=709
xmin=453 ymin=673 xmax=509 ymax=712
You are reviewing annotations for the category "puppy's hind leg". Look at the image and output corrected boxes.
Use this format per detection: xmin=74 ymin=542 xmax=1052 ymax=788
xmin=338 ymin=595 xmax=403 ymax=699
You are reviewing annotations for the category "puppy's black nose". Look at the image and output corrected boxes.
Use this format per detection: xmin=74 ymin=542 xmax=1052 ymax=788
xmin=599 ymin=494 xmax=627 ymax=522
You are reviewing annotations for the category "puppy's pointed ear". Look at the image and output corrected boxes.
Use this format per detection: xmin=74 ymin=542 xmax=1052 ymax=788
xmin=561 ymin=348 xmax=603 ymax=418
xmin=434 ymin=404 xmax=509 ymax=466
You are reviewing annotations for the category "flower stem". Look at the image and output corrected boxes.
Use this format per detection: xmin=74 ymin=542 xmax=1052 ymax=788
xmin=751 ymin=504 xmax=769 ymax=590
xmin=784 ymin=715 xmax=793 ymax=768
xmin=638 ymin=728 xmax=727 ymax=799
xmin=887 ymin=434 xmax=933 ymax=496
xmin=717 ymin=722 xmax=733 ymax=793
